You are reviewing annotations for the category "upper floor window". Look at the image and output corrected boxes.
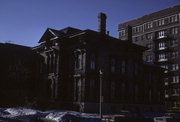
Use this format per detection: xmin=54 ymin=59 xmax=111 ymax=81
xmin=158 ymin=53 xmax=167 ymax=61
xmin=121 ymin=60 xmax=126 ymax=74
xmin=90 ymin=53 xmax=96 ymax=70
xmin=158 ymin=42 xmax=166 ymax=50
xmin=157 ymin=30 xmax=166 ymax=39
xmin=146 ymin=22 xmax=153 ymax=29
xmin=111 ymin=58 xmax=116 ymax=72
xmin=146 ymin=43 xmax=153 ymax=50
xmin=146 ymin=55 xmax=153 ymax=62
xmin=171 ymin=51 xmax=178 ymax=59
xmin=75 ymin=53 xmax=83 ymax=69
xmin=119 ymin=30 xmax=126 ymax=37
xmin=170 ymin=27 xmax=178 ymax=34
xmin=146 ymin=33 xmax=153 ymax=40
xmin=173 ymin=76 xmax=179 ymax=83
xmin=170 ymin=40 xmax=178 ymax=47
xmin=157 ymin=19 xmax=165 ymax=26
xmin=171 ymin=63 xmax=179 ymax=71
xmin=169 ymin=14 xmax=178 ymax=23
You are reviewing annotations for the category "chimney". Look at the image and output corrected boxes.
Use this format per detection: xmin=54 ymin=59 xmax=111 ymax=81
xmin=126 ymin=25 xmax=132 ymax=43
xmin=98 ymin=13 xmax=107 ymax=34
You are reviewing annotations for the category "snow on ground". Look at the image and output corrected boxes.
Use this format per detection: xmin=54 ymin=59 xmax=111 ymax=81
xmin=0 ymin=107 xmax=100 ymax=122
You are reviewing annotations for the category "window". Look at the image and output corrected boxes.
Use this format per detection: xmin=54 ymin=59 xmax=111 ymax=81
xmin=171 ymin=51 xmax=178 ymax=59
xmin=170 ymin=40 xmax=178 ymax=47
xmin=157 ymin=30 xmax=166 ymax=39
xmin=146 ymin=22 xmax=153 ymax=29
xmin=121 ymin=60 xmax=126 ymax=73
xmin=172 ymin=88 xmax=179 ymax=96
xmin=157 ymin=19 xmax=165 ymax=26
xmin=172 ymin=76 xmax=179 ymax=83
xmin=169 ymin=15 xmax=178 ymax=23
xmin=111 ymin=58 xmax=116 ymax=72
xmin=171 ymin=64 xmax=179 ymax=71
xmin=170 ymin=27 xmax=178 ymax=34
xmin=119 ymin=30 xmax=125 ymax=37
xmin=146 ymin=55 xmax=153 ymax=62
xmin=146 ymin=33 xmax=153 ymax=40
xmin=75 ymin=53 xmax=82 ymax=69
xmin=158 ymin=42 xmax=166 ymax=50
xmin=158 ymin=53 xmax=167 ymax=61
xmin=90 ymin=54 xmax=96 ymax=70
xmin=146 ymin=43 xmax=153 ymax=50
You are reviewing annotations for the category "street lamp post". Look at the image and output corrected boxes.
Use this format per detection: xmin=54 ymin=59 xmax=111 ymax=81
xmin=99 ymin=69 xmax=103 ymax=122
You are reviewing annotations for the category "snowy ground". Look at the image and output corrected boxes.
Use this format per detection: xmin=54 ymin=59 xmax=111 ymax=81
xmin=0 ymin=107 xmax=100 ymax=122
xmin=0 ymin=108 xmax=179 ymax=122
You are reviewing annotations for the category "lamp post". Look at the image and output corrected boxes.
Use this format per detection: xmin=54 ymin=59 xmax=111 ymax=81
xmin=99 ymin=69 xmax=103 ymax=122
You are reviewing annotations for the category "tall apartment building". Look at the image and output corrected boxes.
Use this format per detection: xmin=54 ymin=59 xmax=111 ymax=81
xmin=118 ymin=4 xmax=180 ymax=112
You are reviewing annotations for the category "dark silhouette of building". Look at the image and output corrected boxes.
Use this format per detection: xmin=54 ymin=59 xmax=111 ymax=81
xmin=32 ymin=13 xmax=164 ymax=113
xmin=0 ymin=43 xmax=43 ymax=107
xmin=118 ymin=4 xmax=180 ymax=112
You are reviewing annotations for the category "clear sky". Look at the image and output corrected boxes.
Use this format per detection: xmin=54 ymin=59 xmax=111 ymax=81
xmin=0 ymin=0 xmax=179 ymax=47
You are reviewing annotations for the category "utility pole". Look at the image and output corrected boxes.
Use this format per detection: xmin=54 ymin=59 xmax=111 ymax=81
xmin=99 ymin=69 xmax=103 ymax=122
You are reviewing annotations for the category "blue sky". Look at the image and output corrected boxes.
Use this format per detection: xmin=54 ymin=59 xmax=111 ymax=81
xmin=0 ymin=0 xmax=179 ymax=47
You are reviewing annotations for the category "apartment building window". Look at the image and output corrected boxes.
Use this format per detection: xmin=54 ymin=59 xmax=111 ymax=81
xmin=119 ymin=30 xmax=125 ymax=37
xmin=173 ymin=101 xmax=180 ymax=108
xmin=169 ymin=14 xmax=178 ymax=23
xmin=171 ymin=51 xmax=178 ymax=59
xmin=172 ymin=88 xmax=179 ymax=96
xmin=146 ymin=55 xmax=153 ymax=62
xmin=157 ymin=30 xmax=166 ymax=39
xmin=146 ymin=43 xmax=153 ymax=50
xmin=111 ymin=58 xmax=116 ymax=72
xmin=170 ymin=27 xmax=178 ymax=34
xmin=146 ymin=33 xmax=153 ymax=40
xmin=121 ymin=60 xmax=126 ymax=74
xmin=158 ymin=53 xmax=167 ymax=61
xmin=139 ymin=25 xmax=143 ymax=32
xmin=90 ymin=53 xmax=96 ymax=70
xmin=146 ymin=22 xmax=153 ymax=29
xmin=172 ymin=76 xmax=179 ymax=83
xmin=170 ymin=40 xmax=178 ymax=47
xmin=158 ymin=19 xmax=165 ymax=26
xmin=171 ymin=63 xmax=179 ymax=71
xmin=158 ymin=42 xmax=166 ymax=50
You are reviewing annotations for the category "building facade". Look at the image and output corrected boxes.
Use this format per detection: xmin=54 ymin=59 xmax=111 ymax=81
xmin=32 ymin=13 xmax=164 ymax=113
xmin=118 ymin=4 xmax=180 ymax=112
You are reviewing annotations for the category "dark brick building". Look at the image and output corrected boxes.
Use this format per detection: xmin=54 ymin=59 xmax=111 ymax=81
xmin=32 ymin=13 xmax=164 ymax=113
xmin=118 ymin=4 xmax=180 ymax=112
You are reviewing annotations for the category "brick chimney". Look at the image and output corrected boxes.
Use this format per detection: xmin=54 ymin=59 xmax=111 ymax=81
xmin=98 ymin=13 xmax=107 ymax=34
